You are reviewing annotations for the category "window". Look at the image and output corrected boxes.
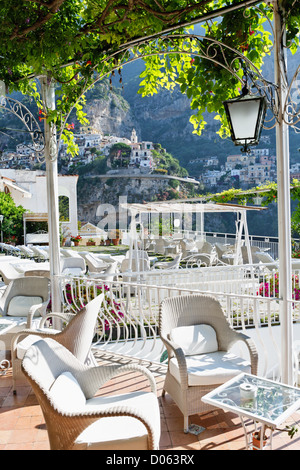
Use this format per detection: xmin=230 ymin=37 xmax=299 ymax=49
xmin=59 ymin=195 xmax=70 ymax=221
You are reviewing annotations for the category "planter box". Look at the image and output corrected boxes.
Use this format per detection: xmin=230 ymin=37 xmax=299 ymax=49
xmin=86 ymin=242 xmax=96 ymax=246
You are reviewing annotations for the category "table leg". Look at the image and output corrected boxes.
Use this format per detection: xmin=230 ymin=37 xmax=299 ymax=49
xmin=240 ymin=416 xmax=250 ymax=450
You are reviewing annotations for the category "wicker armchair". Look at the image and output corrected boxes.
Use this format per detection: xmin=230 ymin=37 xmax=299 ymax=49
xmin=22 ymin=338 xmax=161 ymax=450
xmin=11 ymin=293 xmax=104 ymax=393
xmin=159 ymin=293 xmax=258 ymax=432
xmin=0 ymin=276 xmax=50 ymax=350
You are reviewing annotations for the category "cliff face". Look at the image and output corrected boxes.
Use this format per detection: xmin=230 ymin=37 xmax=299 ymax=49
xmin=77 ymin=176 xmax=171 ymax=225
xmin=82 ymin=82 xmax=141 ymax=140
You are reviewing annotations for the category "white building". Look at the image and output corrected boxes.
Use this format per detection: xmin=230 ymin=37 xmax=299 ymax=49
xmin=16 ymin=143 xmax=36 ymax=156
xmin=0 ymin=169 xmax=78 ymax=242
xmin=202 ymin=170 xmax=226 ymax=186
xmin=250 ymin=148 xmax=270 ymax=157
xmin=101 ymin=136 xmax=131 ymax=155
xmin=129 ymin=138 xmax=155 ymax=169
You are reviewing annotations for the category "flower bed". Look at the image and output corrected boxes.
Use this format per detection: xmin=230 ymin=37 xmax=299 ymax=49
xmin=257 ymin=272 xmax=300 ymax=301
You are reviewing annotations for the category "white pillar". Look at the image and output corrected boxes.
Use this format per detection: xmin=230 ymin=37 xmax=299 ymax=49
xmin=41 ymin=77 xmax=62 ymax=315
xmin=273 ymin=1 xmax=293 ymax=384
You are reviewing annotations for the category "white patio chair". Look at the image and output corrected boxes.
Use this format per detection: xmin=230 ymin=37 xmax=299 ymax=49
xmin=152 ymin=253 xmax=182 ymax=270
xmin=22 ymin=338 xmax=161 ymax=450
xmin=60 ymin=256 xmax=86 ymax=276
xmin=255 ymin=251 xmax=278 ymax=271
xmin=0 ymin=276 xmax=50 ymax=350
xmin=60 ymin=248 xmax=83 ymax=258
xmin=1 ymin=244 xmax=21 ymax=257
xmin=85 ymin=253 xmax=109 ymax=273
xmin=241 ymin=245 xmax=261 ymax=264
xmin=87 ymin=262 xmax=118 ymax=281
xmin=184 ymin=252 xmax=216 ymax=268
xmin=29 ymin=245 xmax=49 ymax=261
xmin=214 ymin=242 xmax=235 ymax=261
xmin=18 ymin=245 xmax=36 ymax=260
xmin=179 ymin=239 xmax=198 ymax=259
xmin=0 ymin=262 xmax=24 ymax=285
xmin=11 ymin=293 xmax=104 ymax=392
xmin=154 ymin=237 xmax=171 ymax=255
xmin=159 ymin=293 xmax=258 ymax=432
xmin=120 ymin=257 xmax=150 ymax=274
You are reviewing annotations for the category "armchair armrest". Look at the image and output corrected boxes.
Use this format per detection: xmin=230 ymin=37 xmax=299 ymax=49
xmin=39 ymin=311 xmax=75 ymax=328
xmin=26 ymin=300 xmax=49 ymax=328
xmin=237 ymin=332 xmax=258 ymax=375
xmin=159 ymin=335 xmax=189 ymax=388
xmin=74 ymin=363 xmax=157 ymax=400
xmin=11 ymin=327 xmax=62 ymax=362
xmin=230 ymin=330 xmax=259 ymax=375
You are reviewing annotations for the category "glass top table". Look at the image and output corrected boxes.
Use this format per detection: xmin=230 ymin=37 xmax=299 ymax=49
xmin=202 ymin=373 xmax=300 ymax=449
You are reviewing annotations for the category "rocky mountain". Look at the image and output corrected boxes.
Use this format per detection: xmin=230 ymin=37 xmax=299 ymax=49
xmin=82 ymin=79 xmax=141 ymax=139
xmin=81 ymin=45 xmax=299 ymax=174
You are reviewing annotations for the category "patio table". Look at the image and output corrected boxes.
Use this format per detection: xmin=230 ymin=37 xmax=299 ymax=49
xmin=202 ymin=373 xmax=300 ymax=450
xmin=0 ymin=318 xmax=26 ymax=374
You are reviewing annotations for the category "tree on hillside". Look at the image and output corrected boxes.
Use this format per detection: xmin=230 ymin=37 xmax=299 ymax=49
xmin=109 ymin=143 xmax=131 ymax=167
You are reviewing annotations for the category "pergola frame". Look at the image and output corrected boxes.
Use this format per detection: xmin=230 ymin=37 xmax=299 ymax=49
xmin=0 ymin=0 xmax=296 ymax=384
xmin=125 ymin=201 xmax=267 ymax=267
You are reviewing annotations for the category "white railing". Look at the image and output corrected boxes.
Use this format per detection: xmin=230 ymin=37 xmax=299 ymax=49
xmin=122 ymin=229 xmax=286 ymax=259
xmin=58 ymin=263 xmax=300 ymax=379
xmin=204 ymin=232 xmax=281 ymax=260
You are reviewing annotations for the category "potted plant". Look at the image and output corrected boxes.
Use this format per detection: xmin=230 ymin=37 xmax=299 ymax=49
xmin=71 ymin=235 xmax=82 ymax=246
xmin=252 ymin=424 xmax=298 ymax=450
xmin=86 ymin=238 xmax=96 ymax=246
xmin=109 ymin=229 xmax=121 ymax=246
xmin=252 ymin=430 xmax=268 ymax=450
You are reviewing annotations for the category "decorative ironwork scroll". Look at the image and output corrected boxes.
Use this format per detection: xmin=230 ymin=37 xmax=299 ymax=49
xmin=0 ymin=95 xmax=45 ymax=160
xmin=285 ymin=64 xmax=300 ymax=132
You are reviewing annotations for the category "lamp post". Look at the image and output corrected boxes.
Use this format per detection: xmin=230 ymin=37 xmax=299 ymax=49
xmin=223 ymin=0 xmax=294 ymax=385
xmin=273 ymin=0 xmax=293 ymax=386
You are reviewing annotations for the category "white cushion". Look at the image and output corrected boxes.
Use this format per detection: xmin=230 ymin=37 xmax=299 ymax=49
xmin=169 ymin=351 xmax=251 ymax=386
xmin=170 ymin=325 xmax=218 ymax=356
xmin=16 ymin=329 xmax=61 ymax=359
xmin=49 ymin=371 xmax=86 ymax=412
xmin=7 ymin=296 xmax=43 ymax=317
xmin=74 ymin=391 xmax=160 ymax=450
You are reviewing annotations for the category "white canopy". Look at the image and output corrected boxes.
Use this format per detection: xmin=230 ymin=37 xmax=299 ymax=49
xmin=123 ymin=201 xmax=266 ymax=214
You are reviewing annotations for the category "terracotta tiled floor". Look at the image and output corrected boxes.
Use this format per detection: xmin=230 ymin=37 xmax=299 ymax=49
xmin=1 ymin=358 xmax=300 ymax=451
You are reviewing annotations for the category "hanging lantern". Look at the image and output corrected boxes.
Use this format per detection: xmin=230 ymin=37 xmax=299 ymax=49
xmin=253 ymin=195 xmax=263 ymax=206
xmin=223 ymin=91 xmax=267 ymax=153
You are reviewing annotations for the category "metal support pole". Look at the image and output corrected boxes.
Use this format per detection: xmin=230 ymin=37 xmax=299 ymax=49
xmin=273 ymin=0 xmax=293 ymax=384
xmin=40 ymin=77 xmax=62 ymax=317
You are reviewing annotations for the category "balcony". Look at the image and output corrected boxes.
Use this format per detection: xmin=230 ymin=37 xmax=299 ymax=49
xmin=1 ymin=238 xmax=300 ymax=450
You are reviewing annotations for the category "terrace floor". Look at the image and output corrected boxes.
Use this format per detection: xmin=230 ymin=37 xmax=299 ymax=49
xmin=1 ymin=354 xmax=300 ymax=451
